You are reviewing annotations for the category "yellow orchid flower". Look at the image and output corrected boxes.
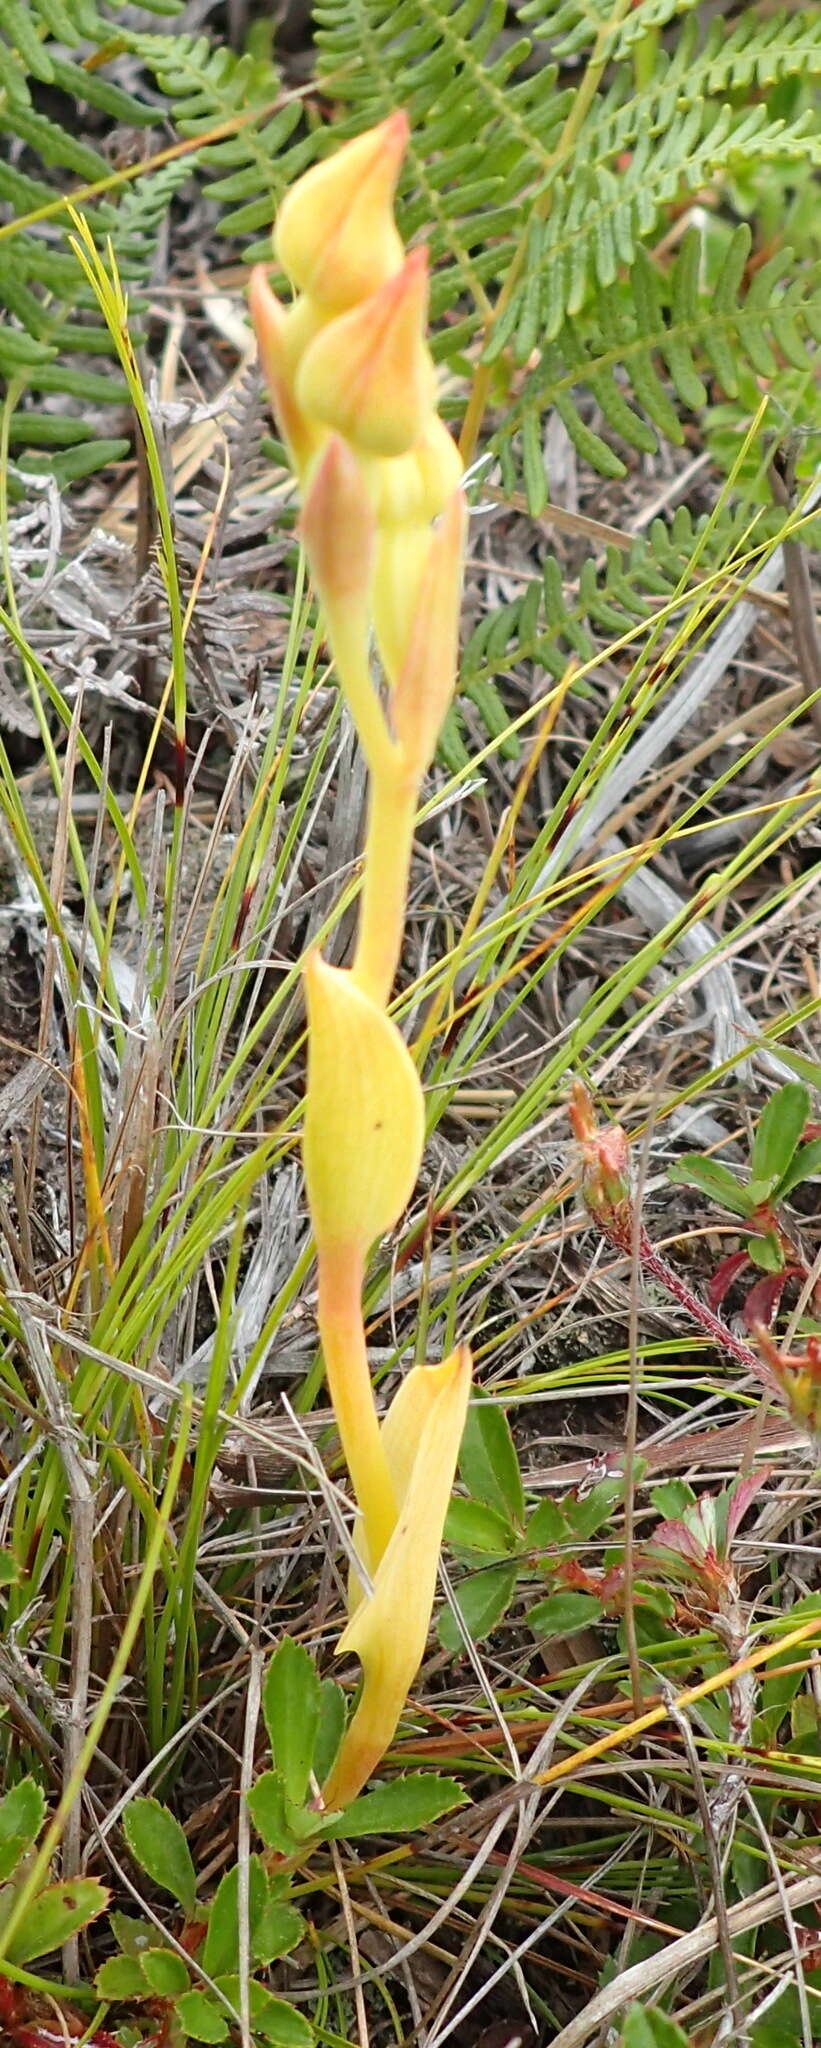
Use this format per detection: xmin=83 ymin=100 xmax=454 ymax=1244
xmin=323 ymin=1345 xmax=472 ymax=1811
xmin=275 ymin=111 xmax=408 ymax=311
xmin=296 ymin=249 xmax=435 ymax=460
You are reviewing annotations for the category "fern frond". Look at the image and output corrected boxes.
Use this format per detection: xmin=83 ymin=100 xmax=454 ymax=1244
xmin=0 ymin=0 xmax=185 ymax=483
xmin=493 ymin=228 xmax=820 ymax=502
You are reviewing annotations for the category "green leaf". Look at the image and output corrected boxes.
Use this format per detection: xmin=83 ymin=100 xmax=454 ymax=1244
xmin=322 ymin=1774 xmax=466 ymax=1838
xmin=96 ymin=1954 xmax=151 ymax=2000
xmin=6 ymin=1878 xmax=109 ymax=1964
xmin=438 ymin=1561 xmax=518 ymax=1650
xmin=0 ymin=1552 xmax=20 ymax=1585
xmin=746 ymin=1231 xmax=784 ymax=1273
xmin=565 ymin=1479 xmax=624 ymax=1540
xmin=0 ymin=1779 xmax=44 ymax=1849
xmin=203 ymin=1856 xmax=266 ymax=1978
xmin=530 ymin=1592 xmax=604 ymax=1638
xmin=246 ymin=1771 xmax=319 ymax=1856
xmin=109 ymin=1912 xmax=159 ymax=1957
xmin=202 ymin=1856 xmax=301 ymax=1976
xmin=141 ymin=1947 xmax=191 ymax=1996
xmin=253 ymin=1898 xmax=306 ymax=1968
xmin=123 ymin=1799 xmax=197 ymax=1918
xmin=445 ymin=1497 xmax=518 ymax=1555
xmin=751 ymin=1082 xmax=809 ymax=1188
xmin=526 ymin=1498 xmax=568 ymax=1548
xmin=621 ymin=2005 xmax=690 ymax=2048
xmin=0 ymin=1840 xmax=29 ymax=1883
xmin=262 ymin=1638 xmax=321 ymax=1807
xmin=650 ymin=1482 xmax=696 ymax=1519
xmin=214 ymin=1979 xmax=313 ymax=2045
xmin=776 ymin=1137 xmax=821 ymax=1199
xmin=667 ymin=1155 xmax=754 ymax=1217
xmin=176 ymin=1989 xmax=230 ymax=2043
xmin=458 ymin=1402 xmax=525 ymax=1527
xmin=312 ymin=1679 xmax=346 ymax=1787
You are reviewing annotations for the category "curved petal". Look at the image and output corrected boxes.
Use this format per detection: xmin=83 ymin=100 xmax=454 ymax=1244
xmin=323 ymin=1345 xmax=472 ymax=1810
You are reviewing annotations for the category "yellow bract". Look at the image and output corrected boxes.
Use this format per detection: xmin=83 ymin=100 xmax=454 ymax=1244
xmin=302 ymin=953 xmax=424 ymax=1259
xmin=323 ymin=1346 xmax=472 ymax=1810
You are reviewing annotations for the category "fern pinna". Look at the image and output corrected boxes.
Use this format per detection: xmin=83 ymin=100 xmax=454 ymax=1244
xmin=0 ymin=0 xmax=186 ymax=490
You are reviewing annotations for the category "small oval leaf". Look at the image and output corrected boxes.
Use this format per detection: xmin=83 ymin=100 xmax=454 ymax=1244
xmin=458 ymin=1403 xmax=524 ymax=1527
xmin=7 ymin=1878 xmax=109 ymax=1964
xmin=751 ymin=1082 xmax=809 ymax=1187
xmin=262 ymin=1638 xmax=320 ymax=1807
xmin=123 ymin=1798 xmax=197 ymax=1918
xmin=438 ymin=1561 xmax=517 ymax=1651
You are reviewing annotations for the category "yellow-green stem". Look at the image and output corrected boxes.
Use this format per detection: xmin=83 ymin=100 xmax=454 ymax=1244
xmin=352 ymin=761 xmax=418 ymax=1008
xmin=318 ymin=1244 xmax=397 ymax=1565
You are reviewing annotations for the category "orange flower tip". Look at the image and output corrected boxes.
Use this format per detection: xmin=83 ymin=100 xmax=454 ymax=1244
xmin=295 ymin=248 xmax=436 ymax=460
xmin=298 ymin=436 xmax=372 ymax=610
xmin=274 ymin=112 xmax=409 ymax=310
xmin=248 ymin=267 xmax=318 ymax=475
xmin=300 ymin=436 xmax=375 ymax=606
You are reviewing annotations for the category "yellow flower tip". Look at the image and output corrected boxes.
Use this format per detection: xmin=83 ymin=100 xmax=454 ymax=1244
xmin=248 ymin=265 xmax=319 ymax=478
xmin=300 ymin=434 xmax=375 ymax=619
xmin=275 ymin=110 xmax=409 ymax=310
xmin=295 ymin=248 xmax=436 ymax=460
xmin=376 ymin=413 xmax=464 ymax=529
xmin=323 ymin=1343 xmax=472 ymax=1811
xmin=302 ymin=953 xmax=425 ymax=1260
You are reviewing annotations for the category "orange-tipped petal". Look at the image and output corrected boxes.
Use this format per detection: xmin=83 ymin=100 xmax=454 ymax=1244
xmin=275 ymin=111 xmax=408 ymax=310
xmin=296 ymin=250 xmax=436 ymax=460
xmin=300 ymin=435 xmax=375 ymax=646
xmin=389 ymin=490 xmax=466 ymax=776
xmin=323 ymin=1345 xmax=472 ymax=1810
xmin=302 ymin=954 xmax=424 ymax=1261
xmin=248 ymin=266 xmax=320 ymax=479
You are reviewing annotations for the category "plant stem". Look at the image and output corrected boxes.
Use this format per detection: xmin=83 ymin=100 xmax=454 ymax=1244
xmin=317 ymin=1245 xmax=397 ymax=1566
xmin=352 ymin=762 xmax=418 ymax=1009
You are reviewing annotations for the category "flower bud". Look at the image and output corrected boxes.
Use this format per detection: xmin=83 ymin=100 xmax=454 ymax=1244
xmin=296 ymin=249 xmax=436 ymax=460
xmin=390 ymin=489 xmax=466 ymax=777
xmin=275 ymin=111 xmax=408 ymax=311
xmin=300 ymin=435 xmax=375 ymax=665
xmin=371 ymin=417 xmax=464 ymax=685
xmin=303 ymin=953 xmax=424 ymax=1260
xmin=248 ymin=266 xmax=320 ymax=479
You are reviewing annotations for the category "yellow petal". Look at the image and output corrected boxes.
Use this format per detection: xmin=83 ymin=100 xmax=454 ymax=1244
xmin=323 ymin=1345 xmax=472 ymax=1810
xmin=371 ymin=419 xmax=464 ymax=685
xmin=303 ymin=954 xmax=424 ymax=1260
xmin=248 ymin=267 xmax=320 ymax=480
xmin=296 ymin=250 xmax=436 ymax=460
xmin=275 ymin=111 xmax=408 ymax=311
xmin=348 ymin=1351 xmax=470 ymax=1612
xmin=390 ymin=490 xmax=466 ymax=776
xmin=375 ymin=413 xmax=464 ymax=528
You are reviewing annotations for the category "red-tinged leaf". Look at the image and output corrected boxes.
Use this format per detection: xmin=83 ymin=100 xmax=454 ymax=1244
xmin=742 ymin=1269 xmax=791 ymax=1330
xmin=642 ymin=1523 xmax=700 ymax=1564
xmin=725 ymin=1470 xmax=767 ymax=1544
xmin=707 ymin=1250 xmax=749 ymax=1310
